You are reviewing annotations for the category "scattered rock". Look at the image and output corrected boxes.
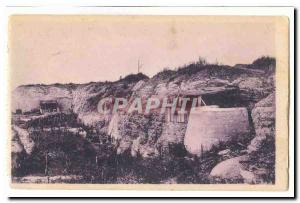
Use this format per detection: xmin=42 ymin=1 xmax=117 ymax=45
xmin=116 ymin=139 xmax=131 ymax=155
xmin=240 ymin=169 xmax=257 ymax=184
xmin=130 ymin=137 xmax=159 ymax=158
xmin=162 ymin=177 xmax=177 ymax=184
xmin=210 ymin=155 xmax=262 ymax=184
xmin=218 ymin=149 xmax=231 ymax=156
xmin=247 ymin=135 xmax=267 ymax=153
xmin=139 ymin=144 xmax=159 ymax=158
xmin=210 ymin=155 xmax=248 ymax=180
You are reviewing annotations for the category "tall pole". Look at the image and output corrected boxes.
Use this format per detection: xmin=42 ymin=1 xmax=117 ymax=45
xmin=138 ymin=59 xmax=142 ymax=73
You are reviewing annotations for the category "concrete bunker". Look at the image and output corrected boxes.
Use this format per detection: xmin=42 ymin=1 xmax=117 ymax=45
xmin=165 ymin=94 xmax=203 ymax=123
xmin=165 ymin=88 xmax=244 ymax=124
xmin=40 ymin=100 xmax=60 ymax=114
xmin=184 ymin=106 xmax=250 ymax=156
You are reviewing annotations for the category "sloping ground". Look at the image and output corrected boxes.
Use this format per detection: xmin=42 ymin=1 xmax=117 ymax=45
xmin=11 ymin=57 xmax=276 ymax=183
xmin=12 ymin=62 xmax=274 ymax=122
xmin=12 ymin=58 xmax=275 ymax=160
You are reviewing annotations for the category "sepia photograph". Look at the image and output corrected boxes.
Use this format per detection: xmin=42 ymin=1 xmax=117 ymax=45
xmin=7 ymin=13 xmax=290 ymax=192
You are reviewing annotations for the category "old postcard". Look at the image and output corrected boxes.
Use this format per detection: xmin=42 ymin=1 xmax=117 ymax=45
xmin=8 ymin=14 xmax=290 ymax=191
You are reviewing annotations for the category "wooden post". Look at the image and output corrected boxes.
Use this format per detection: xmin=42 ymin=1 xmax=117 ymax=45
xmin=44 ymin=152 xmax=48 ymax=175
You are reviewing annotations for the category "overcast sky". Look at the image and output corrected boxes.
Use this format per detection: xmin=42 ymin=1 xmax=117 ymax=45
xmin=9 ymin=15 xmax=276 ymax=89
